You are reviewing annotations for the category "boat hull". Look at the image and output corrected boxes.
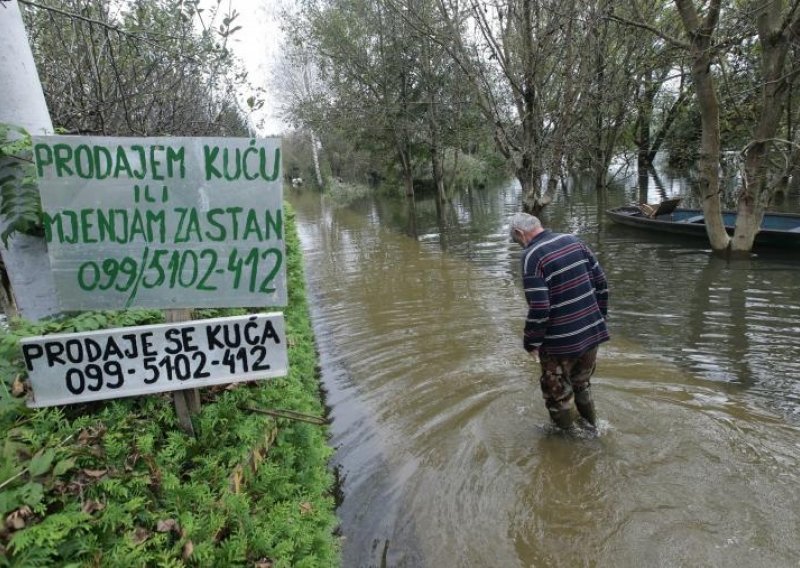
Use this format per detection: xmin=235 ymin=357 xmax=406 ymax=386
xmin=605 ymin=207 xmax=800 ymax=249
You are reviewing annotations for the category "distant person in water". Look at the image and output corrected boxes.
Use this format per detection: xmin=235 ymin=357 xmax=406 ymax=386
xmin=509 ymin=212 xmax=610 ymax=430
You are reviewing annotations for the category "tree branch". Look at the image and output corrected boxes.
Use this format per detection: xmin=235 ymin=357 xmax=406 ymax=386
xmin=605 ymin=14 xmax=690 ymax=50
xmin=20 ymin=0 xmax=144 ymax=41
xmin=781 ymin=0 xmax=800 ymax=37
xmin=701 ymin=0 xmax=722 ymax=37
xmin=18 ymin=0 xmax=190 ymax=49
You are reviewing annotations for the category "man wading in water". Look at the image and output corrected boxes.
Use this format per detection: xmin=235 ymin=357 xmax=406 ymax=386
xmin=509 ymin=213 xmax=610 ymax=430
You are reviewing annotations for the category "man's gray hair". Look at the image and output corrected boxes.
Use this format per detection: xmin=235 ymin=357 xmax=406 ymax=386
xmin=508 ymin=212 xmax=542 ymax=239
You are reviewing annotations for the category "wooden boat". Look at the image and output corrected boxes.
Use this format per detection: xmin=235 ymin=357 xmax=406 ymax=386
xmin=605 ymin=198 xmax=800 ymax=249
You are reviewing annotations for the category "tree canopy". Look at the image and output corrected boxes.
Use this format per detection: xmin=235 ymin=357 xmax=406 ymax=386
xmin=278 ymin=0 xmax=800 ymax=252
xmin=21 ymin=0 xmax=253 ymax=137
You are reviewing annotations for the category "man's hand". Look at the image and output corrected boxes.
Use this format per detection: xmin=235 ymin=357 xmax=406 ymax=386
xmin=528 ymin=348 xmax=539 ymax=360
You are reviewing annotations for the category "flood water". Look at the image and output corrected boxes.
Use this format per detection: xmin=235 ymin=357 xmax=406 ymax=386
xmin=289 ymin=174 xmax=800 ymax=567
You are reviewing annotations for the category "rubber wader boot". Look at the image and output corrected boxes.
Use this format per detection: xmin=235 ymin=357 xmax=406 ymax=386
xmin=548 ymin=399 xmax=579 ymax=430
xmin=574 ymin=388 xmax=597 ymax=427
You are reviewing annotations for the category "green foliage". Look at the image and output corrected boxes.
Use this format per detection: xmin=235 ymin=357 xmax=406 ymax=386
xmin=326 ymin=179 xmax=372 ymax=205
xmin=22 ymin=0 xmax=251 ymax=137
xmin=281 ymin=0 xmax=504 ymax=196
xmin=442 ymin=149 xmax=505 ymax=189
xmin=663 ymin=102 xmax=702 ymax=167
xmin=0 ymin=124 xmax=43 ymax=245
xmin=283 ymin=0 xmax=800 ymax=201
xmin=0 ymin=205 xmax=339 ymax=566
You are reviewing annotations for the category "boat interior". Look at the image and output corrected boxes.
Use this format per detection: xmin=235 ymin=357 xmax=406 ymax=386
xmin=636 ymin=197 xmax=682 ymax=218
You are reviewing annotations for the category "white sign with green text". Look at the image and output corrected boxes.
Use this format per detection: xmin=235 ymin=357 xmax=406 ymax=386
xmin=32 ymin=136 xmax=285 ymax=309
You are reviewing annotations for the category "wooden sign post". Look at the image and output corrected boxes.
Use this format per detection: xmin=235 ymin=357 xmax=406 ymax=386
xmin=165 ymin=309 xmax=201 ymax=435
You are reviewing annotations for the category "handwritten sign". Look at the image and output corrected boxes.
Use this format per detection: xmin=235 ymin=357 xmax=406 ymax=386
xmin=31 ymin=136 xmax=286 ymax=309
xmin=22 ymin=313 xmax=287 ymax=407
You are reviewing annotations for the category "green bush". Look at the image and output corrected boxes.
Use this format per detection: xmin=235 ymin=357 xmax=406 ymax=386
xmin=325 ymin=179 xmax=371 ymax=205
xmin=0 ymin=205 xmax=339 ymax=567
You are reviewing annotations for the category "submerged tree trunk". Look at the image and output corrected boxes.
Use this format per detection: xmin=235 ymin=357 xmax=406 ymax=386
xmin=518 ymin=0 xmax=548 ymax=214
xmin=446 ymin=149 xmax=460 ymax=197
xmin=431 ymin=148 xmax=446 ymax=203
xmin=547 ymin=129 xmax=566 ymax=199
xmin=592 ymin=2 xmax=609 ymax=190
xmin=675 ymin=0 xmax=730 ymax=251
xmin=731 ymin=2 xmax=796 ymax=253
xmin=596 ymin=103 xmax=628 ymax=189
xmin=428 ymin=97 xmax=446 ymax=203
xmin=519 ymin=161 xmax=549 ymax=215
xmin=692 ymin=60 xmax=729 ymax=251
xmin=310 ymin=130 xmax=324 ymax=188
xmin=636 ymin=73 xmax=655 ymax=171
xmin=398 ymin=147 xmax=414 ymax=198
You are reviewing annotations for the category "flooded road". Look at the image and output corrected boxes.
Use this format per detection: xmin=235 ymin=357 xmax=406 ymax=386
xmin=289 ymin=180 xmax=800 ymax=567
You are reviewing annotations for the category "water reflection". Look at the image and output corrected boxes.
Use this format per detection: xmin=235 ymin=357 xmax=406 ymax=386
xmin=289 ymin=179 xmax=800 ymax=566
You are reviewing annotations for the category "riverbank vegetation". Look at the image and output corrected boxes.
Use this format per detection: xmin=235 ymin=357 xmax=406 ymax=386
xmin=0 ymin=206 xmax=339 ymax=567
xmin=277 ymin=0 xmax=800 ymax=253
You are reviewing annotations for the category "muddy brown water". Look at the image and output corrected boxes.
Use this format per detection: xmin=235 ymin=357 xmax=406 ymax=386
xmin=289 ymin=180 xmax=800 ymax=567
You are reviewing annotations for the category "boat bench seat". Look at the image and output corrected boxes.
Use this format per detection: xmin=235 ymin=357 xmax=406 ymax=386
xmin=637 ymin=198 xmax=682 ymax=218
xmin=681 ymin=215 xmax=705 ymax=223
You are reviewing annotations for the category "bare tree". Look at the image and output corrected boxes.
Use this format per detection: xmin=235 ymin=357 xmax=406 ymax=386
xmin=431 ymin=0 xmax=569 ymax=212
xmin=274 ymin=38 xmax=327 ymax=187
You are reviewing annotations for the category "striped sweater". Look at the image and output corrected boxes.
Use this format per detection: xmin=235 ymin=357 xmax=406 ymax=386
xmin=520 ymin=230 xmax=610 ymax=357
